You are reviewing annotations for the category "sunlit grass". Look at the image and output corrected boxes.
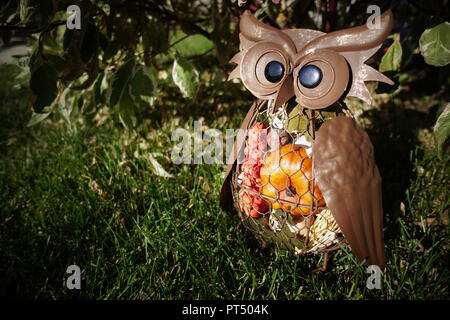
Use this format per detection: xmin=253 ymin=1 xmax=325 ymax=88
xmin=0 ymin=64 xmax=448 ymax=299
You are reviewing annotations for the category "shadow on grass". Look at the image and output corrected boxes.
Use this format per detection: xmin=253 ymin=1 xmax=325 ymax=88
xmin=362 ymin=99 xmax=441 ymax=243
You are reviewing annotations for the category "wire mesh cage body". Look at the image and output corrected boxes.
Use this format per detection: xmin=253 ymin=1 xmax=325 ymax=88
xmin=220 ymin=9 xmax=393 ymax=267
xmin=232 ymin=100 xmax=350 ymax=256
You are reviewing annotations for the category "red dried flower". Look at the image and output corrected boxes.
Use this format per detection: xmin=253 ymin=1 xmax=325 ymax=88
xmin=238 ymin=122 xmax=269 ymax=218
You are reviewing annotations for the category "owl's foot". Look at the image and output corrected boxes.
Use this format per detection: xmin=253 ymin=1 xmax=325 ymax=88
xmin=312 ymin=252 xmax=330 ymax=273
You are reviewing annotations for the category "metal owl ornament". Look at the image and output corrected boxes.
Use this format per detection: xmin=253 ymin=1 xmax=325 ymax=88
xmin=220 ymin=9 xmax=395 ymax=270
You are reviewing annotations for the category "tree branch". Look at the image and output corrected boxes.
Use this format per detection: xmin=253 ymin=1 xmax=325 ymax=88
xmin=138 ymin=1 xmax=211 ymax=39
xmin=0 ymin=21 xmax=66 ymax=33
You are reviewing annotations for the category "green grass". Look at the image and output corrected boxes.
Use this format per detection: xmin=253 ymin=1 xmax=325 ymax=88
xmin=0 ymin=64 xmax=448 ymax=299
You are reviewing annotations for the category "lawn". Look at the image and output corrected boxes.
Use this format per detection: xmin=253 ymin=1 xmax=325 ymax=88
xmin=0 ymin=61 xmax=448 ymax=300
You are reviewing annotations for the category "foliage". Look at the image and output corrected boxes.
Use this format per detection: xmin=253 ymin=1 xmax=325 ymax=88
xmin=433 ymin=103 xmax=450 ymax=156
xmin=0 ymin=1 xmax=449 ymax=134
xmin=419 ymin=22 xmax=450 ymax=67
xmin=172 ymin=56 xmax=199 ymax=98
xmin=1 ymin=0 xmax=241 ymax=128
xmin=0 ymin=0 xmax=449 ymax=300
xmin=380 ymin=33 xmax=402 ymax=72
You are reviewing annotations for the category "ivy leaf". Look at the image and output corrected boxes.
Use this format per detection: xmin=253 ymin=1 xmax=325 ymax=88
xmin=16 ymin=56 xmax=30 ymax=70
xmin=30 ymin=62 xmax=58 ymax=112
xmin=419 ymin=22 xmax=450 ymax=67
xmin=172 ymin=56 xmax=199 ymax=98
xmin=433 ymin=103 xmax=450 ymax=156
xmin=380 ymin=34 xmax=402 ymax=72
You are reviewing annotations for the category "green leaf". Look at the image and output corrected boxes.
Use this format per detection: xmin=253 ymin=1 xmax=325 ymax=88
xmin=45 ymin=53 xmax=67 ymax=75
xmin=93 ymin=71 xmax=105 ymax=105
xmin=13 ymin=56 xmax=31 ymax=88
xmin=172 ymin=56 xmax=199 ymax=98
xmin=30 ymin=62 xmax=58 ymax=112
xmin=117 ymin=95 xmax=137 ymax=130
xmin=109 ymin=59 xmax=135 ymax=106
xmin=42 ymin=34 xmax=59 ymax=51
xmin=61 ymin=29 xmax=84 ymax=80
xmin=380 ymin=34 xmax=402 ymax=72
xmin=130 ymin=65 xmax=156 ymax=108
xmin=19 ymin=0 xmax=29 ymax=21
xmin=286 ymin=105 xmax=309 ymax=134
xmin=433 ymin=103 xmax=450 ymax=156
xmin=58 ymin=88 xmax=73 ymax=124
xmin=27 ymin=112 xmax=50 ymax=127
xmin=419 ymin=22 xmax=450 ymax=67
xmin=116 ymin=64 xmax=157 ymax=128
xmin=172 ymin=31 xmax=212 ymax=57
xmin=13 ymin=70 xmax=31 ymax=88
xmin=109 ymin=59 xmax=138 ymax=129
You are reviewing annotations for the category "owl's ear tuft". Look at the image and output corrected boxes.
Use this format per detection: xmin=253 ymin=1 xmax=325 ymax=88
xmin=239 ymin=33 xmax=256 ymax=51
xmin=296 ymin=9 xmax=395 ymax=106
xmin=301 ymin=9 xmax=394 ymax=55
xmin=239 ymin=10 xmax=297 ymax=58
xmin=240 ymin=10 xmax=280 ymax=42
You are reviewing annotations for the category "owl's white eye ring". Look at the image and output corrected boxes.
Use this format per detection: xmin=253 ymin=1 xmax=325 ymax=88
xmin=240 ymin=41 xmax=291 ymax=98
xmin=293 ymin=49 xmax=349 ymax=110
xmin=254 ymin=49 xmax=288 ymax=89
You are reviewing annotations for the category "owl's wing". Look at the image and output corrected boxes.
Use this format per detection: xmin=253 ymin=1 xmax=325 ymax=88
xmin=220 ymin=100 xmax=261 ymax=212
xmin=313 ymin=116 xmax=385 ymax=267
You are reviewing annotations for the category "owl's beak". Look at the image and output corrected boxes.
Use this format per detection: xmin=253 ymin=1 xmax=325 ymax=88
xmin=274 ymin=75 xmax=295 ymax=109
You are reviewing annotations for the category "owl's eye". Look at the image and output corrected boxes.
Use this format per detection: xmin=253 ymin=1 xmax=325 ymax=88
xmin=293 ymin=50 xmax=349 ymax=110
xmin=298 ymin=65 xmax=322 ymax=88
xmin=264 ymin=61 xmax=285 ymax=83
xmin=239 ymin=42 xmax=290 ymax=99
